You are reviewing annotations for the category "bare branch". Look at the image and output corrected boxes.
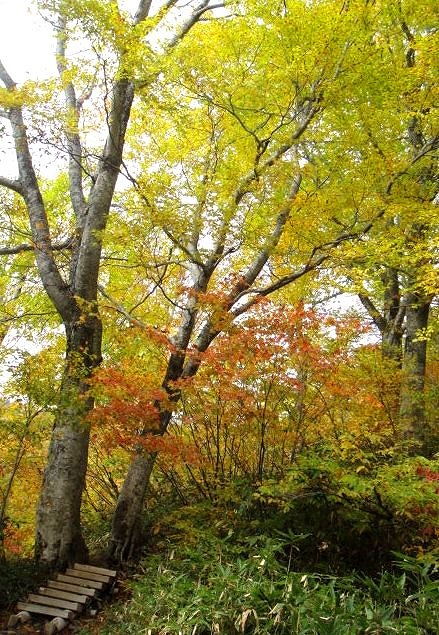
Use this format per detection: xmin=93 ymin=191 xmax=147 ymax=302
xmin=168 ymin=1 xmax=212 ymax=47
xmin=386 ymin=136 xmax=439 ymax=194
xmin=231 ymin=254 xmax=329 ymax=319
xmin=98 ymin=284 xmax=149 ymax=329
xmin=358 ymin=293 xmax=387 ymax=333
xmin=134 ymin=0 xmax=154 ymax=23
xmin=0 ymin=176 xmax=23 ymax=195
xmin=162 ymin=227 xmax=205 ymax=268
xmin=233 ymin=100 xmax=321 ymax=206
xmin=0 ymin=58 xmax=16 ymax=89
xmin=0 ymin=238 xmax=72 ymax=256
xmin=0 ymin=59 xmax=74 ymax=321
xmin=237 ymin=173 xmax=302 ymax=291
xmin=56 ymin=15 xmax=87 ymax=222
xmin=0 ymin=272 xmax=26 ymax=345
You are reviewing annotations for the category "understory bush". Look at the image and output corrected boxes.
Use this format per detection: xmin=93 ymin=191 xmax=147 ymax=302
xmin=256 ymin=447 xmax=439 ymax=572
xmin=82 ymin=516 xmax=438 ymax=635
xmin=0 ymin=557 xmax=44 ymax=611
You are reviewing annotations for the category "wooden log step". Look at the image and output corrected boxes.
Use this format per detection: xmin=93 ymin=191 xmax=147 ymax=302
xmin=7 ymin=611 xmax=31 ymax=628
xmin=56 ymin=573 xmax=104 ymax=590
xmin=44 ymin=617 xmax=68 ymax=635
xmin=39 ymin=586 xmax=88 ymax=604
xmin=28 ymin=594 xmax=82 ymax=613
xmin=48 ymin=580 xmax=96 ymax=597
xmin=74 ymin=562 xmax=117 ymax=577
xmin=65 ymin=568 xmax=110 ymax=583
xmin=16 ymin=602 xmax=74 ymax=620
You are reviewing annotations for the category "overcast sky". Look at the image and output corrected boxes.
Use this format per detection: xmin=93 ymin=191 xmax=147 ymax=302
xmin=0 ymin=0 xmax=56 ymax=81
xmin=0 ymin=0 xmax=166 ymax=82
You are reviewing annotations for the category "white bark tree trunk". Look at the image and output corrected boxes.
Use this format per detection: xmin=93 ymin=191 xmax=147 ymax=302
xmin=0 ymin=0 xmax=222 ymax=568
xmin=110 ymin=454 xmax=157 ymax=562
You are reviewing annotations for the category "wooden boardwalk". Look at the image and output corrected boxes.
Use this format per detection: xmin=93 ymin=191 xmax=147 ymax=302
xmin=7 ymin=563 xmax=117 ymax=634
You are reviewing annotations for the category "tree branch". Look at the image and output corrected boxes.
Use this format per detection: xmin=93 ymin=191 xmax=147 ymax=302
xmin=168 ymin=1 xmax=213 ymax=47
xmin=0 ymin=238 xmax=72 ymax=256
xmin=134 ymin=0 xmax=154 ymax=23
xmin=238 ymin=172 xmax=302 ymax=291
xmin=0 ymin=58 xmax=76 ymax=322
xmin=56 ymin=15 xmax=87 ymax=223
xmin=358 ymin=293 xmax=387 ymax=333
xmin=0 ymin=59 xmax=16 ymax=89
xmin=231 ymin=254 xmax=329 ymax=319
xmin=97 ymin=284 xmax=149 ymax=329
xmin=233 ymin=98 xmax=321 ymax=206
xmin=0 ymin=175 xmax=23 ymax=195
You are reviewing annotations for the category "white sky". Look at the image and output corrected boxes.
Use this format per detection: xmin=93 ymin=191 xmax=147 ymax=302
xmin=0 ymin=0 xmax=56 ymax=82
xmin=0 ymin=0 xmax=166 ymax=82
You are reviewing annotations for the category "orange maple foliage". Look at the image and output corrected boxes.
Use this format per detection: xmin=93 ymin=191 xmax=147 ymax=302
xmin=89 ymin=302 xmax=394 ymax=492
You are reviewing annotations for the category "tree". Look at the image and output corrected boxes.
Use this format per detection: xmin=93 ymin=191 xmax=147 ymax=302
xmin=345 ymin=0 xmax=438 ymax=447
xmin=0 ymin=0 xmax=436 ymax=567
xmin=107 ymin=0 xmax=428 ymax=559
xmin=0 ymin=0 xmax=218 ymax=568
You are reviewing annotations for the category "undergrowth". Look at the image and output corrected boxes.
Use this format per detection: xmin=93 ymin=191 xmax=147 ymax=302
xmin=78 ymin=518 xmax=439 ymax=635
xmin=0 ymin=557 xmax=45 ymax=611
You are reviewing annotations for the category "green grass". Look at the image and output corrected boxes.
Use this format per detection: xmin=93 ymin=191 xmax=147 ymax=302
xmin=79 ymin=532 xmax=439 ymax=634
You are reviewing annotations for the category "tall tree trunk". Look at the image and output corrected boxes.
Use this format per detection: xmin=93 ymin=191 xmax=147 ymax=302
xmin=109 ymin=169 xmax=327 ymax=561
xmin=0 ymin=0 xmax=243 ymax=569
xmin=399 ymin=291 xmax=431 ymax=449
xmin=381 ymin=267 xmax=404 ymax=363
xmin=35 ymin=314 xmax=102 ymax=568
xmin=110 ymin=453 xmax=157 ymax=562
xmin=110 ymin=387 xmax=176 ymax=561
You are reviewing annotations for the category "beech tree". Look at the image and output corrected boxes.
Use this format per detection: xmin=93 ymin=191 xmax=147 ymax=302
xmin=340 ymin=1 xmax=438 ymax=446
xmin=0 ymin=0 xmax=221 ymax=568
xmin=104 ymin=0 xmax=362 ymax=559
xmin=106 ymin=0 xmax=438 ymax=558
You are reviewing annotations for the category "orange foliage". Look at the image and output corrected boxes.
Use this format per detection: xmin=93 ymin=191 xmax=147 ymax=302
xmin=89 ymin=302 xmax=400 ymax=489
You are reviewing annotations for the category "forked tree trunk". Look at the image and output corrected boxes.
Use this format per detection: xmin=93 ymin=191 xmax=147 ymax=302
xmin=381 ymin=267 xmax=404 ymax=364
xmin=0 ymin=0 xmax=222 ymax=570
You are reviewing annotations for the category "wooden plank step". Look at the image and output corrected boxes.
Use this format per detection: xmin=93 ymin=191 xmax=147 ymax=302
xmin=28 ymin=594 xmax=81 ymax=613
xmin=65 ymin=568 xmax=110 ymax=583
xmin=16 ymin=602 xmax=74 ymax=620
xmin=56 ymin=574 xmax=103 ymax=590
xmin=39 ymin=587 xmax=88 ymax=604
xmin=48 ymin=580 xmax=96 ymax=597
xmin=74 ymin=563 xmax=117 ymax=577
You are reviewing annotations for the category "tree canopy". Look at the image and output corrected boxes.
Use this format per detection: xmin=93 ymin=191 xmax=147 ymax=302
xmin=0 ymin=0 xmax=437 ymax=569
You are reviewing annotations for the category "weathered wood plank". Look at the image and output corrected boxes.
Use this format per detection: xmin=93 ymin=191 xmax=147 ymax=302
xmin=39 ymin=587 xmax=88 ymax=604
xmin=56 ymin=574 xmax=103 ymax=590
xmin=16 ymin=602 xmax=74 ymax=620
xmin=28 ymin=594 xmax=81 ymax=612
xmin=74 ymin=563 xmax=117 ymax=577
xmin=48 ymin=580 xmax=96 ymax=597
xmin=65 ymin=568 xmax=110 ymax=583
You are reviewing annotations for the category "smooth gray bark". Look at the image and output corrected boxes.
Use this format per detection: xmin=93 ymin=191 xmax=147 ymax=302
xmin=0 ymin=1 xmax=147 ymax=567
xmin=110 ymin=453 xmax=157 ymax=562
xmin=0 ymin=0 xmax=223 ymax=568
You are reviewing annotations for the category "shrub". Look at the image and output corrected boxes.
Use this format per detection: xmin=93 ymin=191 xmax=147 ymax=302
xmin=79 ymin=512 xmax=438 ymax=634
